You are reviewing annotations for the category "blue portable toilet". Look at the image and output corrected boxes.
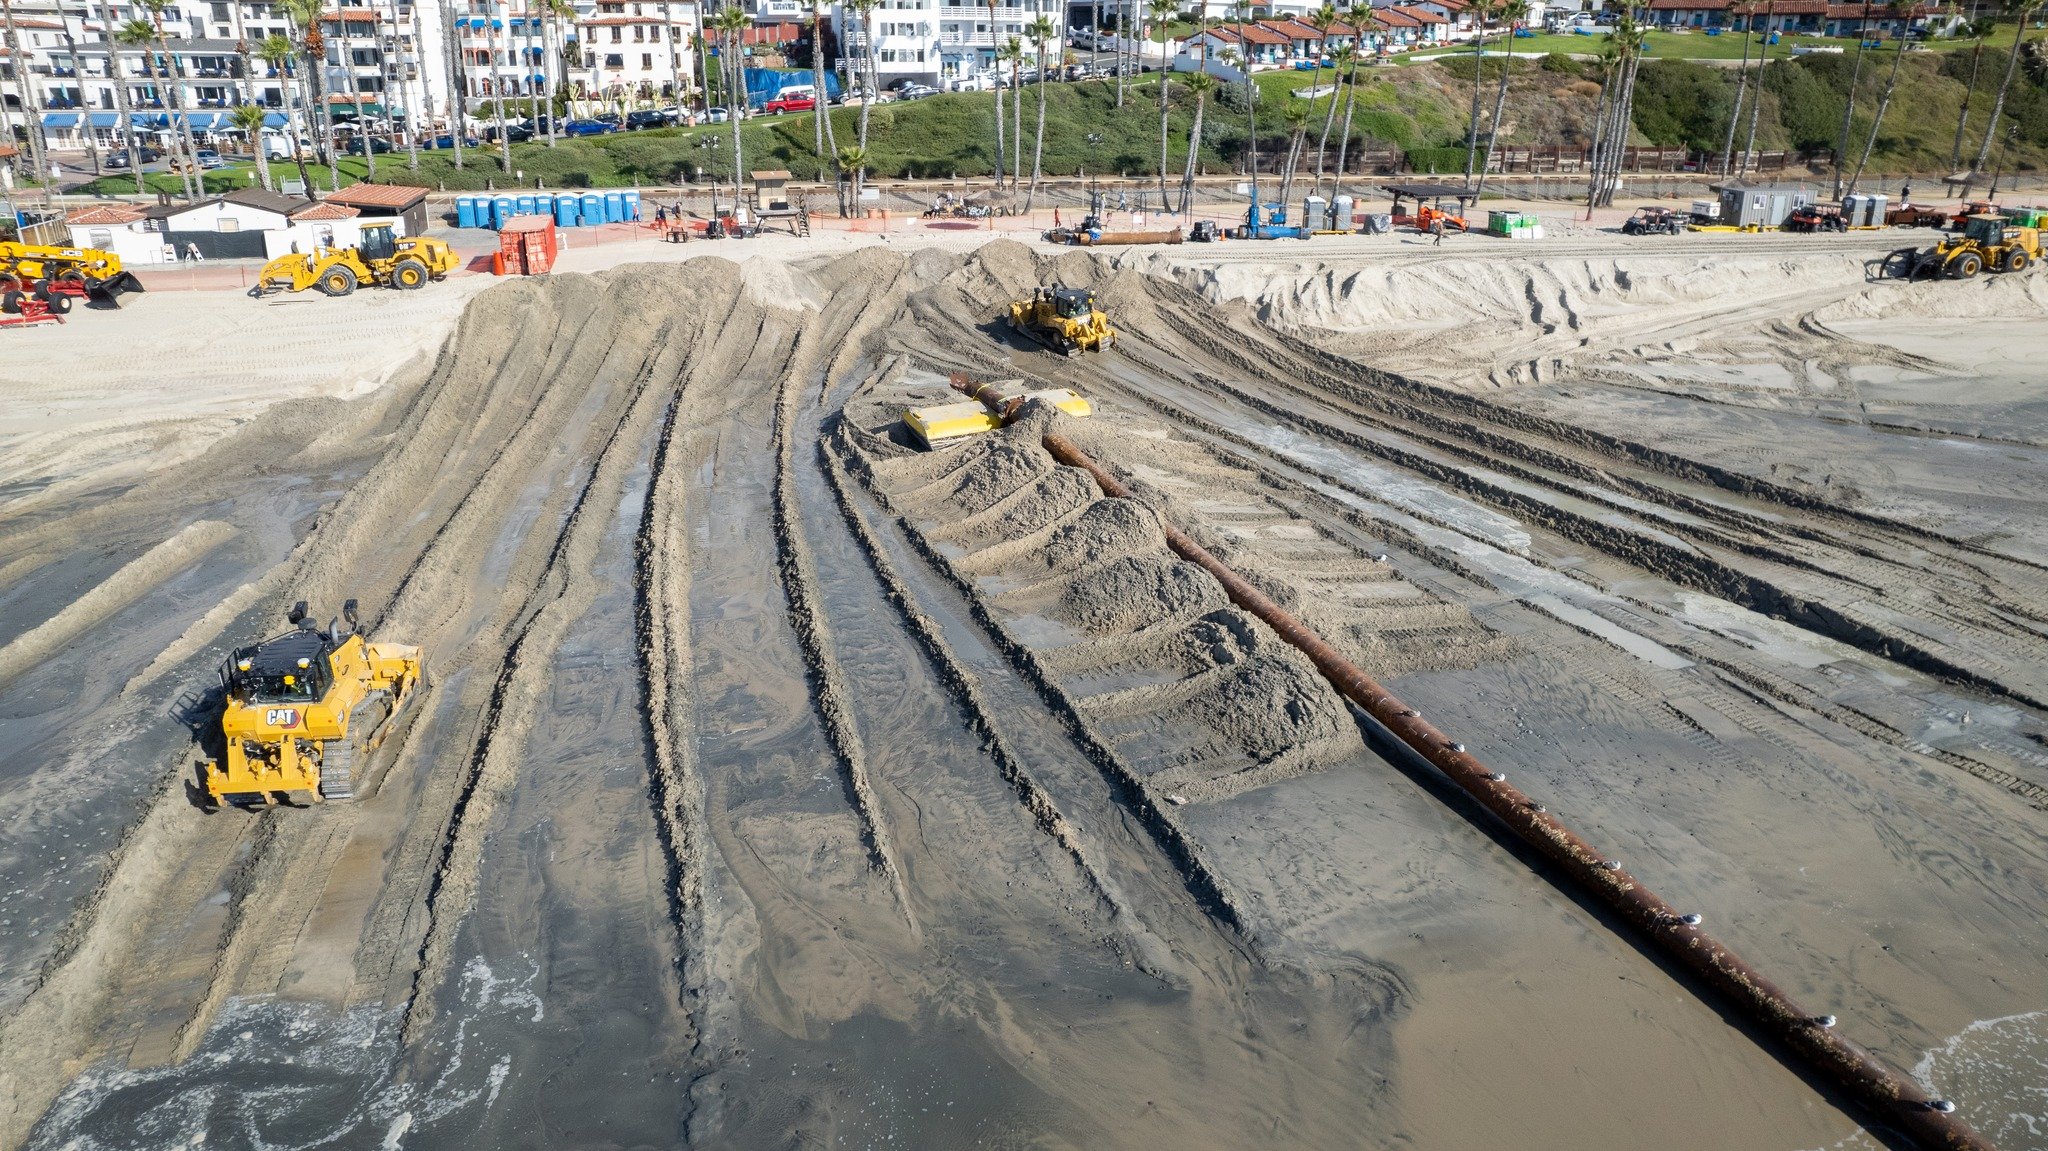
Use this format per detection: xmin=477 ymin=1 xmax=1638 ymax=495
xmin=515 ymin=193 xmax=537 ymax=217
xmin=553 ymin=194 xmax=579 ymax=228
xmin=456 ymin=195 xmax=479 ymax=229
xmin=581 ymin=192 xmax=604 ymax=225
xmin=603 ymin=191 xmax=624 ymax=223
xmin=492 ymin=196 xmax=515 ymax=228
xmin=622 ymin=190 xmax=641 ymax=222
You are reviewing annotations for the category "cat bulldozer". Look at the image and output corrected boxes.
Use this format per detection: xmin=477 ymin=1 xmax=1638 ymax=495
xmin=200 ymin=600 xmax=422 ymax=809
xmin=1885 ymin=214 xmax=2042 ymax=280
xmin=248 ymin=221 xmax=459 ymax=298
xmin=1007 ymin=284 xmax=1117 ymax=357
xmin=0 ymin=240 xmax=145 ymax=304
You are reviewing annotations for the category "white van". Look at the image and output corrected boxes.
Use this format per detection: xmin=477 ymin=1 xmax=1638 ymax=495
xmin=262 ymin=129 xmax=295 ymax=161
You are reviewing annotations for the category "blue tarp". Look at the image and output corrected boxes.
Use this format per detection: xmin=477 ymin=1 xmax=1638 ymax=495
xmin=741 ymin=67 xmax=839 ymax=109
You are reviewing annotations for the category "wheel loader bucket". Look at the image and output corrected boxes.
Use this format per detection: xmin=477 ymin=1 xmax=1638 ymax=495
xmin=85 ymin=271 xmax=144 ymax=304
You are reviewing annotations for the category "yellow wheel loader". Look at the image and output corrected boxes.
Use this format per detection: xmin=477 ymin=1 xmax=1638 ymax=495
xmin=1007 ymin=285 xmax=1117 ymax=357
xmin=0 ymin=240 xmax=145 ymax=304
xmin=200 ymin=600 xmax=422 ymax=809
xmin=248 ymin=221 xmax=459 ymax=298
xmin=1887 ymin=214 xmax=2043 ymax=281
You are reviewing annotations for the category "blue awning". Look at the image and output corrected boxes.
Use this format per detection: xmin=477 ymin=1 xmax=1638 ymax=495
xmin=184 ymin=112 xmax=219 ymax=129
xmin=455 ymin=15 xmax=471 ymax=25
xmin=530 ymin=73 xmax=545 ymax=83
xmin=40 ymin=113 xmax=81 ymax=129
xmin=263 ymin=112 xmax=287 ymax=128
xmin=88 ymin=112 xmax=121 ymax=127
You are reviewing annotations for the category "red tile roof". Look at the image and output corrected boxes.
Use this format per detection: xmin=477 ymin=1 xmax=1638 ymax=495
xmin=325 ymin=182 xmax=431 ymax=209
xmin=292 ymin=201 xmax=361 ymax=220
xmin=67 ymin=204 xmax=148 ymax=225
xmin=1393 ymin=6 xmax=1449 ymax=23
xmin=1373 ymin=9 xmax=1423 ymax=27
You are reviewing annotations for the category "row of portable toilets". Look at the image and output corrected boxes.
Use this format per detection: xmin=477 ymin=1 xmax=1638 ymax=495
xmin=455 ymin=190 xmax=643 ymax=231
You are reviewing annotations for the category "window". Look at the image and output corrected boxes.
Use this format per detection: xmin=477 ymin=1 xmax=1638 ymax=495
xmin=604 ymin=52 xmax=623 ymax=65
xmin=218 ymin=217 xmax=242 ymax=232
xmin=610 ymin=26 xmax=621 ymax=40
xmin=641 ymin=52 xmax=653 ymax=67
xmin=89 ymin=229 xmax=113 ymax=248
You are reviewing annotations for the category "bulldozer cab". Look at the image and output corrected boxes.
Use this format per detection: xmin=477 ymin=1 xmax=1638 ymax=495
xmin=359 ymin=224 xmax=397 ymax=263
xmin=1051 ymin=287 xmax=1095 ymax=319
xmin=1961 ymin=215 xmax=2009 ymax=245
xmin=225 ymin=626 xmax=338 ymax=705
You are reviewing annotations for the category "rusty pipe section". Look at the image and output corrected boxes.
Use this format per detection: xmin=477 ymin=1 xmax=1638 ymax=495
xmin=1040 ymin=431 xmax=1993 ymax=1151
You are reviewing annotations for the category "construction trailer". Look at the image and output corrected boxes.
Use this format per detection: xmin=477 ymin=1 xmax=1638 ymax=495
xmin=1713 ymin=183 xmax=1815 ymax=229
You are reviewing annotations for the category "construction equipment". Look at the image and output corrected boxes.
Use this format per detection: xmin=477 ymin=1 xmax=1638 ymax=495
xmin=0 ymin=240 xmax=145 ymax=305
xmin=1885 ymin=203 xmax=1947 ymax=228
xmin=1234 ymin=196 xmax=1309 ymax=240
xmin=248 ymin=222 xmax=459 ymax=298
xmin=1783 ymin=204 xmax=1849 ymax=233
xmin=1188 ymin=219 xmax=1223 ymax=242
xmin=1885 ymin=213 xmax=2042 ymax=280
xmin=903 ymin=372 xmax=1094 ymax=449
xmin=1043 ymin=214 xmax=1184 ymax=246
xmin=199 ymin=599 xmax=422 ymax=808
xmin=1007 ymin=284 xmax=1117 ymax=357
xmin=1621 ymin=207 xmax=1686 ymax=235
xmin=0 ymin=286 xmax=67 ymax=329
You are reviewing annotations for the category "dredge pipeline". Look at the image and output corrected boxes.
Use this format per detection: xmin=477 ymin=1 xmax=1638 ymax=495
xmin=1039 ymin=430 xmax=1996 ymax=1151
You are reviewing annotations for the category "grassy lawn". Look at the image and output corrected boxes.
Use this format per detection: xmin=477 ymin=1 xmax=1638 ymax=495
xmin=1435 ymin=25 xmax=2034 ymax=62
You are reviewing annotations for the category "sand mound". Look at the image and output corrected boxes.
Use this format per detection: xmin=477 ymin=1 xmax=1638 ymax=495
xmin=1059 ymin=555 xmax=1225 ymax=633
xmin=1190 ymin=651 xmax=1348 ymax=762
xmin=1045 ymin=498 xmax=1168 ymax=570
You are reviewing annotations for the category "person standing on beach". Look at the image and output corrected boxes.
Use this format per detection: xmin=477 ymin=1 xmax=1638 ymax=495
xmin=1432 ymin=218 xmax=1445 ymax=246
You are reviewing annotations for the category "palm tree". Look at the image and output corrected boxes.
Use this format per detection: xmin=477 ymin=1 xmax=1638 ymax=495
xmin=97 ymin=0 xmax=147 ymax=195
xmin=1275 ymin=98 xmax=1310 ymax=206
xmin=1967 ymin=0 xmax=2039 ymax=192
xmin=715 ymin=4 xmax=750 ymax=202
xmin=1949 ymin=15 xmax=1991 ymax=173
xmin=1232 ymin=0 xmax=1259 ymax=209
xmin=1177 ymin=66 xmax=1214 ymax=213
xmin=229 ymin=0 xmax=256 ymax=112
xmin=1330 ymin=30 xmax=1365 ymax=195
xmin=850 ymin=0 xmax=882 ymax=174
xmin=259 ymin=34 xmax=318 ymax=194
xmin=1740 ymin=0 xmax=1774 ymax=174
xmin=988 ymin=0 xmax=1005 ymax=188
xmin=1475 ymin=0 xmax=1527 ymax=196
xmin=1718 ymin=0 xmax=1758 ymax=175
xmin=1830 ymin=0 xmax=1874 ymax=199
xmin=1846 ymin=0 xmax=1912 ymax=195
xmin=280 ymin=0 xmax=340 ymax=190
xmin=1313 ymin=42 xmax=1352 ymax=196
xmin=813 ymin=0 xmax=837 ymax=164
xmin=482 ymin=0 xmax=513 ymax=172
xmin=1302 ymin=2 xmax=1335 ymax=188
xmin=1000 ymin=34 xmax=1025 ymax=189
xmin=1589 ymin=15 xmax=1646 ymax=208
xmin=439 ymin=1 xmax=464 ymax=170
xmin=117 ymin=17 xmax=193 ymax=198
xmin=138 ymin=0 xmax=207 ymax=198
xmin=1025 ymin=12 xmax=1055 ymax=208
xmin=1 ymin=0 xmax=52 ymax=203
xmin=230 ymin=101 xmax=274 ymax=187
xmin=1149 ymin=0 xmax=1178 ymax=204
xmin=1460 ymin=0 xmax=1500 ymax=184
xmin=1581 ymin=36 xmax=1618 ymax=215
xmin=836 ymin=143 xmax=866 ymax=213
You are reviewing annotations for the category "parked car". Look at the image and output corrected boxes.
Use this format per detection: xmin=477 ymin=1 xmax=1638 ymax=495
xmin=625 ymin=108 xmax=673 ymax=129
xmin=193 ymin=148 xmax=227 ymax=168
xmin=562 ymin=118 xmax=614 ymax=136
xmin=594 ymin=111 xmax=622 ymax=126
xmin=897 ymin=83 xmax=938 ymax=99
xmin=483 ymin=122 xmax=533 ymax=143
xmin=344 ymin=136 xmax=393 ymax=154
xmin=703 ymin=106 xmax=730 ymax=123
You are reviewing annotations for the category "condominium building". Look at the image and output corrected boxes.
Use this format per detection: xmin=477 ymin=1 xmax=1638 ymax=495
xmin=833 ymin=0 xmax=1061 ymax=89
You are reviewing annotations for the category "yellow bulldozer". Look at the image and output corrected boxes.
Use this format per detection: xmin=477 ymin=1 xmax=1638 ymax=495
xmin=1887 ymin=214 xmax=2042 ymax=280
xmin=1007 ymin=284 xmax=1117 ymax=357
xmin=200 ymin=599 xmax=422 ymax=809
xmin=0 ymin=240 xmax=145 ymax=304
xmin=249 ymin=221 xmax=459 ymax=298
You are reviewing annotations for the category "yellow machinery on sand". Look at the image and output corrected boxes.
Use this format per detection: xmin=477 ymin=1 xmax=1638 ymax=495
xmin=904 ymin=372 xmax=1093 ymax=449
xmin=249 ymin=222 xmax=459 ymax=298
xmin=201 ymin=600 xmax=422 ymax=808
xmin=1886 ymin=214 xmax=2042 ymax=280
xmin=1007 ymin=284 xmax=1117 ymax=357
xmin=0 ymin=240 xmax=145 ymax=303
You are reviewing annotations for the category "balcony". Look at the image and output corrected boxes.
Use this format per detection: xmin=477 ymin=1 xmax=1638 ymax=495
xmin=941 ymin=5 xmax=1028 ymax=17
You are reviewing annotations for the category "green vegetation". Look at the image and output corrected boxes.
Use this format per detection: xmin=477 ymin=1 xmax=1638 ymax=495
xmin=71 ymin=37 xmax=2048 ymax=197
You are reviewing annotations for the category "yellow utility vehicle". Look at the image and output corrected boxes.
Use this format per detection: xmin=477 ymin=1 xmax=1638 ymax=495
xmin=0 ymin=240 xmax=145 ymax=303
xmin=248 ymin=222 xmax=459 ymax=298
xmin=1889 ymin=214 xmax=2042 ymax=280
xmin=1007 ymin=284 xmax=1117 ymax=357
xmin=201 ymin=600 xmax=422 ymax=809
